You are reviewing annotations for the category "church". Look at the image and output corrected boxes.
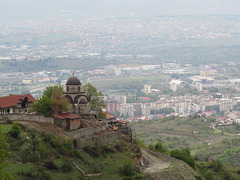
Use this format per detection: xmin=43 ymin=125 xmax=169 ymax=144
xmin=64 ymin=75 xmax=91 ymax=115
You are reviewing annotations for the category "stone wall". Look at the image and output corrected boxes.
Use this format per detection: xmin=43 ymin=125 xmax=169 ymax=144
xmin=68 ymin=123 xmax=108 ymax=139
xmin=74 ymin=126 xmax=133 ymax=150
xmin=0 ymin=114 xmax=54 ymax=124
xmin=75 ymin=130 xmax=122 ymax=149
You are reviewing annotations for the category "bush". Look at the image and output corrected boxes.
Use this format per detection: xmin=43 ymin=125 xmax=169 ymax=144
xmin=114 ymin=144 xmax=123 ymax=152
xmin=6 ymin=118 xmax=13 ymax=124
xmin=50 ymin=134 xmax=73 ymax=155
xmin=83 ymin=146 xmax=100 ymax=157
xmin=9 ymin=122 xmax=21 ymax=138
xmin=209 ymin=160 xmax=223 ymax=172
xmin=170 ymin=148 xmax=196 ymax=169
xmin=205 ymin=171 xmax=214 ymax=180
xmin=39 ymin=142 xmax=52 ymax=159
xmin=19 ymin=167 xmax=50 ymax=180
xmin=148 ymin=139 xmax=168 ymax=153
xmin=101 ymin=145 xmax=115 ymax=154
xmin=44 ymin=160 xmax=59 ymax=170
xmin=61 ymin=159 xmax=73 ymax=172
xmin=119 ymin=160 xmax=134 ymax=177
xmin=73 ymin=149 xmax=84 ymax=160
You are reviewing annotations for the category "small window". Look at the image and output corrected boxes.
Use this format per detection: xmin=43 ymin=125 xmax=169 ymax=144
xmin=78 ymin=86 xmax=80 ymax=92
xmin=67 ymin=86 xmax=69 ymax=92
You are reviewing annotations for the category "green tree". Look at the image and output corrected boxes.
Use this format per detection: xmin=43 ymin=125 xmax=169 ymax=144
xmin=30 ymin=85 xmax=69 ymax=116
xmin=0 ymin=128 xmax=13 ymax=180
xmin=9 ymin=122 xmax=21 ymax=138
xmin=31 ymin=96 xmax=52 ymax=116
xmin=170 ymin=148 xmax=196 ymax=169
xmin=82 ymin=83 xmax=106 ymax=115
xmin=51 ymin=87 xmax=70 ymax=114
xmin=43 ymin=85 xmax=63 ymax=98
xmin=148 ymin=138 xmax=168 ymax=153
xmin=21 ymin=128 xmax=40 ymax=162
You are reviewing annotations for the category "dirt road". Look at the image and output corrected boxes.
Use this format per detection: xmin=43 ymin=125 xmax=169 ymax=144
xmin=141 ymin=148 xmax=171 ymax=173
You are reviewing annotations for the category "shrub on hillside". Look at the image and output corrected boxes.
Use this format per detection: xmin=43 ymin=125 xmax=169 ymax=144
xmin=119 ymin=160 xmax=134 ymax=177
xmin=18 ymin=167 xmax=50 ymax=180
xmin=50 ymin=134 xmax=73 ymax=156
xmin=101 ymin=145 xmax=116 ymax=154
xmin=44 ymin=160 xmax=59 ymax=170
xmin=170 ymin=148 xmax=196 ymax=169
xmin=148 ymin=139 xmax=168 ymax=154
xmin=61 ymin=159 xmax=73 ymax=172
xmin=38 ymin=142 xmax=52 ymax=159
xmin=209 ymin=160 xmax=223 ymax=172
xmin=83 ymin=146 xmax=100 ymax=157
xmin=6 ymin=118 xmax=13 ymax=124
xmin=9 ymin=122 xmax=21 ymax=138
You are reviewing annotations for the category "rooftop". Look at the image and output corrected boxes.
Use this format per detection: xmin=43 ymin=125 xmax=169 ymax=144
xmin=0 ymin=94 xmax=35 ymax=108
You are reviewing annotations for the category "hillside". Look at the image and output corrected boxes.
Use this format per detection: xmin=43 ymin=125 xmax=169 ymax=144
xmin=141 ymin=148 xmax=197 ymax=180
xmin=130 ymin=116 xmax=240 ymax=179
xmin=0 ymin=121 xmax=201 ymax=180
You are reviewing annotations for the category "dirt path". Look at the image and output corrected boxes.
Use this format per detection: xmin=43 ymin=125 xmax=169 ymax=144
xmin=141 ymin=148 xmax=171 ymax=173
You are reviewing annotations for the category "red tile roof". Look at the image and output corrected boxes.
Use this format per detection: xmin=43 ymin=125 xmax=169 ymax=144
xmin=54 ymin=112 xmax=80 ymax=120
xmin=138 ymin=97 xmax=151 ymax=101
xmin=0 ymin=94 xmax=35 ymax=109
xmin=219 ymin=117 xmax=227 ymax=120
xmin=103 ymin=111 xmax=117 ymax=119
xmin=117 ymin=120 xmax=128 ymax=124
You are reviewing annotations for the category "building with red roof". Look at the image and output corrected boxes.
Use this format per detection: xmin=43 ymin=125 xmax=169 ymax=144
xmin=102 ymin=111 xmax=117 ymax=120
xmin=54 ymin=112 xmax=81 ymax=130
xmin=0 ymin=94 xmax=35 ymax=114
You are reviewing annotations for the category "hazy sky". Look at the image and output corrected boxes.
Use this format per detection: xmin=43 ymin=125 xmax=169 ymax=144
xmin=0 ymin=0 xmax=240 ymax=20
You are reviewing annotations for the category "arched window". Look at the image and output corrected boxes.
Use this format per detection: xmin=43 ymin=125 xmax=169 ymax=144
xmin=78 ymin=86 xmax=80 ymax=92
xmin=67 ymin=86 xmax=69 ymax=92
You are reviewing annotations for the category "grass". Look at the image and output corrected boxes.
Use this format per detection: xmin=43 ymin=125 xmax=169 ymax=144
xmin=3 ymin=163 xmax=37 ymax=180
xmin=0 ymin=124 xmax=12 ymax=134
xmin=46 ymin=158 xmax=83 ymax=180
xmin=2 ymin=126 xmax=152 ymax=180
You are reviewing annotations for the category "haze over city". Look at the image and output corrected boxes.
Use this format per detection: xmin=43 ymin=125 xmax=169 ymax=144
xmin=1 ymin=0 xmax=240 ymax=20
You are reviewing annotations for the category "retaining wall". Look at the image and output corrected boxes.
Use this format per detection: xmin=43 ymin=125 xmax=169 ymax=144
xmin=75 ymin=126 xmax=133 ymax=149
xmin=75 ymin=130 xmax=122 ymax=149
xmin=68 ymin=123 xmax=108 ymax=139
xmin=0 ymin=114 xmax=54 ymax=124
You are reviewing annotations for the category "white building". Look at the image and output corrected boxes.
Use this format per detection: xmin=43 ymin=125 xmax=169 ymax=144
xmin=144 ymin=85 xmax=151 ymax=95
xmin=170 ymin=80 xmax=187 ymax=92
xmin=110 ymin=95 xmax=127 ymax=104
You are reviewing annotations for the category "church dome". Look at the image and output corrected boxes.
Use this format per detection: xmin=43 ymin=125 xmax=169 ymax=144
xmin=66 ymin=77 xmax=81 ymax=85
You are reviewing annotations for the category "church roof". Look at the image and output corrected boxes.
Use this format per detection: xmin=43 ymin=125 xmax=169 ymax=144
xmin=0 ymin=94 xmax=35 ymax=109
xmin=66 ymin=76 xmax=81 ymax=85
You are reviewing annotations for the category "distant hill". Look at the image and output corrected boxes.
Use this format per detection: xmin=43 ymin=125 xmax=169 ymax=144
xmin=1 ymin=0 xmax=240 ymax=20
